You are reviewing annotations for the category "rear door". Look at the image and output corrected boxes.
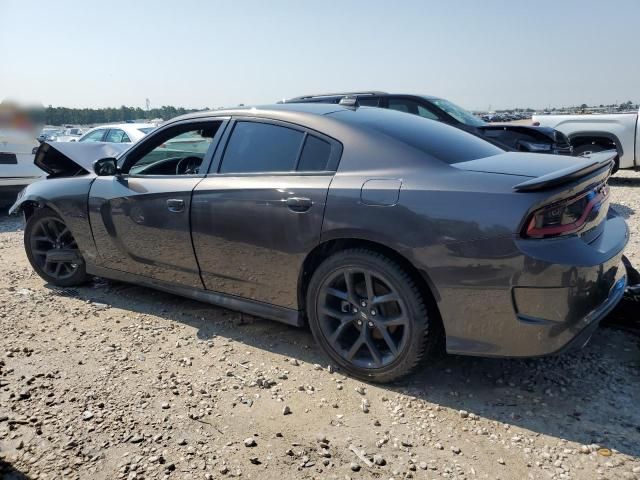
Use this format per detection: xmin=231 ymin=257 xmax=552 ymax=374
xmin=88 ymin=119 xmax=227 ymax=287
xmin=191 ymin=118 xmax=342 ymax=309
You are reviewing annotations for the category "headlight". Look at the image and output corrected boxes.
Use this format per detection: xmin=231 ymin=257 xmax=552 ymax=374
xmin=519 ymin=141 xmax=552 ymax=152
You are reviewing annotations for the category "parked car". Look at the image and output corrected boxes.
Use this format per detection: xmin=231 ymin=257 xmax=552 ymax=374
xmin=0 ymin=129 xmax=44 ymax=205
xmin=532 ymin=107 xmax=640 ymax=172
xmin=37 ymin=128 xmax=64 ymax=143
xmin=76 ymin=123 xmax=155 ymax=144
xmin=282 ymin=92 xmax=572 ymax=155
xmin=56 ymin=127 xmax=84 ymax=142
xmin=11 ymin=104 xmax=627 ymax=382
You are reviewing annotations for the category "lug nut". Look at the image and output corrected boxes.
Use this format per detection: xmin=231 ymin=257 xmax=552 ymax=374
xmin=353 ymin=307 xmax=359 ymax=313
xmin=356 ymin=319 xmax=363 ymax=326
xmin=361 ymin=301 xmax=367 ymax=307
xmin=370 ymin=310 xmax=376 ymax=316
xmin=368 ymin=321 xmax=374 ymax=328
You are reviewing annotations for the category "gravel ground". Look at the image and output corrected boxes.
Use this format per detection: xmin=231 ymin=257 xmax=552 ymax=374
xmin=1 ymin=171 xmax=639 ymax=480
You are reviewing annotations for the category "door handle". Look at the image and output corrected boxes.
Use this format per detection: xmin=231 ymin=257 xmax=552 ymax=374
xmin=286 ymin=196 xmax=312 ymax=212
xmin=166 ymin=198 xmax=185 ymax=212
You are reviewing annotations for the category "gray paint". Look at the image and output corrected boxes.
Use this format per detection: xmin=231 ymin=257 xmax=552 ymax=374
xmin=11 ymin=103 xmax=629 ymax=358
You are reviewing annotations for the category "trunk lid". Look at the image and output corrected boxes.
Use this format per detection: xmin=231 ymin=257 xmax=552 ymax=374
xmin=454 ymin=150 xmax=615 ymax=191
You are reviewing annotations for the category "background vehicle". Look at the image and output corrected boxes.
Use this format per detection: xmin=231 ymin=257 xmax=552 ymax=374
xmin=283 ymin=92 xmax=572 ymax=155
xmin=37 ymin=128 xmax=64 ymax=143
xmin=57 ymin=127 xmax=84 ymax=142
xmin=77 ymin=123 xmax=155 ymax=144
xmin=533 ymin=108 xmax=640 ymax=171
xmin=11 ymin=104 xmax=627 ymax=382
xmin=0 ymin=129 xmax=43 ymax=205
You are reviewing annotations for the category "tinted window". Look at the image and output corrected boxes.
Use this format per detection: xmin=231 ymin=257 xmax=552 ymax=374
xmin=121 ymin=132 xmax=131 ymax=143
xmin=298 ymin=135 xmax=332 ymax=171
xmin=79 ymin=128 xmax=106 ymax=142
xmin=417 ymin=105 xmax=439 ymax=120
xmin=388 ymin=98 xmax=414 ymax=113
xmin=220 ymin=122 xmax=303 ymax=173
xmin=330 ymin=108 xmax=502 ymax=164
xmin=105 ymin=129 xmax=126 ymax=143
xmin=357 ymin=97 xmax=380 ymax=107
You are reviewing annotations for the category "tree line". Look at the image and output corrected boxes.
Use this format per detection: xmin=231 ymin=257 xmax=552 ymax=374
xmin=42 ymin=105 xmax=207 ymax=126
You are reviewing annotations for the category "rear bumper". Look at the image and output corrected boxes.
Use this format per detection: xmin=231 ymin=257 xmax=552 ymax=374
xmin=437 ymin=213 xmax=629 ymax=357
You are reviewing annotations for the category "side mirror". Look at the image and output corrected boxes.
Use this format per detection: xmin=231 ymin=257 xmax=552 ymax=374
xmin=93 ymin=157 xmax=118 ymax=176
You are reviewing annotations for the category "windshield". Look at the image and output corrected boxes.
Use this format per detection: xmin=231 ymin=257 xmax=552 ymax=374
xmin=428 ymin=98 xmax=485 ymax=127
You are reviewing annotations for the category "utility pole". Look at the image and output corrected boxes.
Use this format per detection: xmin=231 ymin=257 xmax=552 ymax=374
xmin=145 ymin=98 xmax=151 ymax=119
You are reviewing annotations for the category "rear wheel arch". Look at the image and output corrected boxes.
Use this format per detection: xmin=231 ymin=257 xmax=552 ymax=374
xmin=298 ymin=238 xmax=443 ymax=330
xmin=569 ymin=132 xmax=622 ymax=158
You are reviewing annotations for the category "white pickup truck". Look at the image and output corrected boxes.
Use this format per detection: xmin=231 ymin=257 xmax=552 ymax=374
xmin=532 ymin=108 xmax=640 ymax=172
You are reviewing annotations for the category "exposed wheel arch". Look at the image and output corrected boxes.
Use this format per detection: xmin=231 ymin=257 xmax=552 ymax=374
xmin=298 ymin=238 xmax=444 ymax=338
xmin=569 ymin=133 xmax=622 ymax=159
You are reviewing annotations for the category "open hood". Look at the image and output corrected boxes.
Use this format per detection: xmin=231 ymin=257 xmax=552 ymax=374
xmin=34 ymin=141 xmax=129 ymax=177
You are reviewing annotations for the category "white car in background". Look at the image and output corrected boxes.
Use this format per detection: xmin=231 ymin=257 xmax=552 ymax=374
xmin=532 ymin=107 xmax=640 ymax=172
xmin=76 ymin=123 xmax=155 ymax=144
xmin=0 ymin=129 xmax=44 ymax=205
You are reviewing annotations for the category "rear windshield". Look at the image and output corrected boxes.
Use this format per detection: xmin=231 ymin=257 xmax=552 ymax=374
xmin=330 ymin=107 xmax=503 ymax=164
xmin=138 ymin=127 xmax=155 ymax=134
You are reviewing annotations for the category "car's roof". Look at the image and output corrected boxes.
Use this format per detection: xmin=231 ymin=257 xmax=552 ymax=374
xmin=88 ymin=122 xmax=155 ymax=130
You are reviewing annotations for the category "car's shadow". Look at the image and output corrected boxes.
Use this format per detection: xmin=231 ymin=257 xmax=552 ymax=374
xmin=46 ymin=279 xmax=640 ymax=458
xmin=611 ymin=202 xmax=636 ymax=219
xmin=0 ymin=459 xmax=31 ymax=480
xmin=609 ymin=175 xmax=640 ymax=188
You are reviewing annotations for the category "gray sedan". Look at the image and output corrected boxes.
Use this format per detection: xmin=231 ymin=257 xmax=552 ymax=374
xmin=11 ymin=103 xmax=628 ymax=382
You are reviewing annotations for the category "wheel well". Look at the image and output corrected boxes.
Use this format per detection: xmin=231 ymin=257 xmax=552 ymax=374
xmin=298 ymin=238 xmax=444 ymax=337
xmin=571 ymin=136 xmax=622 ymax=157
xmin=20 ymin=201 xmax=38 ymax=221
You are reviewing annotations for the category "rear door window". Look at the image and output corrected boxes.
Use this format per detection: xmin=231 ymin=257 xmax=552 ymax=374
xmin=105 ymin=129 xmax=126 ymax=143
xmin=79 ymin=128 xmax=107 ymax=142
xmin=297 ymin=135 xmax=332 ymax=171
xmin=357 ymin=97 xmax=380 ymax=107
xmin=219 ymin=122 xmax=304 ymax=173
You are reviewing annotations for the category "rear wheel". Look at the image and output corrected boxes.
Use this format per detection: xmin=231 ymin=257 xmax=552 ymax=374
xmin=24 ymin=208 xmax=88 ymax=287
xmin=306 ymin=249 xmax=438 ymax=383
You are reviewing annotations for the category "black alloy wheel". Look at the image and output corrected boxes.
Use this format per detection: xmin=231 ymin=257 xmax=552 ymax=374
xmin=25 ymin=208 xmax=88 ymax=287
xmin=307 ymin=249 xmax=438 ymax=382
xmin=317 ymin=268 xmax=409 ymax=369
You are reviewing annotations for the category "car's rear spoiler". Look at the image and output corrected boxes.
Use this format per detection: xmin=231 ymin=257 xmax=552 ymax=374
xmin=513 ymin=150 xmax=616 ymax=192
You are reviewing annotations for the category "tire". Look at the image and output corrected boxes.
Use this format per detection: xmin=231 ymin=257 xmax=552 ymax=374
xmin=573 ymin=143 xmax=619 ymax=174
xmin=24 ymin=207 xmax=88 ymax=287
xmin=306 ymin=249 xmax=439 ymax=383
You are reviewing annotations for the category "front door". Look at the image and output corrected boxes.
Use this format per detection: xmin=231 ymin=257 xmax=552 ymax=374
xmin=191 ymin=119 xmax=342 ymax=309
xmin=88 ymin=120 xmax=226 ymax=288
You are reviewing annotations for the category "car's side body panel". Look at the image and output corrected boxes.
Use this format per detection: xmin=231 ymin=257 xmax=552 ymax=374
xmin=88 ymin=175 xmax=205 ymax=288
xmin=192 ymin=174 xmax=333 ymax=309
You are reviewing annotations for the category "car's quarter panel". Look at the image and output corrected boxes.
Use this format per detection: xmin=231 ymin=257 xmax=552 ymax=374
xmin=88 ymin=176 xmax=204 ymax=288
xmin=191 ymin=174 xmax=332 ymax=309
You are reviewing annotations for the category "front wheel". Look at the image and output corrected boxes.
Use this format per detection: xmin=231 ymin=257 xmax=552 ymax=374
xmin=306 ymin=249 xmax=439 ymax=383
xmin=24 ymin=207 xmax=88 ymax=287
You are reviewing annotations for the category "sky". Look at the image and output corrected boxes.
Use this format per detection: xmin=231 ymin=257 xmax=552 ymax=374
xmin=1 ymin=0 xmax=639 ymax=111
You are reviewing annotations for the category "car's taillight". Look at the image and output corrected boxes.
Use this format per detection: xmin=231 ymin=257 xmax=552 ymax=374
xmin=523 ymin=184 xmax=608 ymax=238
